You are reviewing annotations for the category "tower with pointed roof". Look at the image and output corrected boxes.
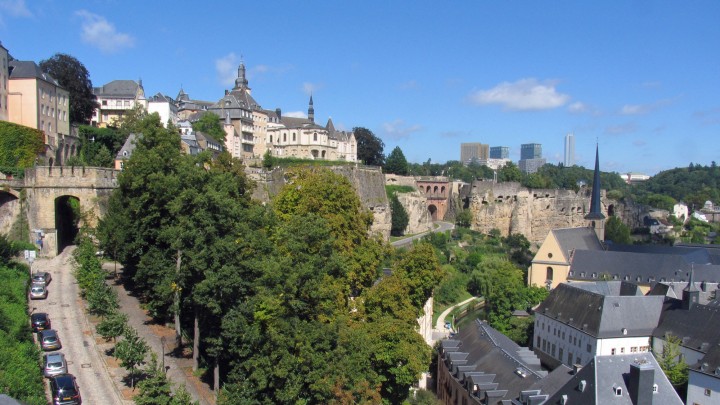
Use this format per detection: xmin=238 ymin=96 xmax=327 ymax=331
xmin=308 ymin=94 xmax=314 ymax=123
xmin=585 ymin=144 xmax=606 ymax=241
xmin=234 ymin=61 xmax=250 ymax=93
xmin=682 ymin=266 xmax=700 ymax=310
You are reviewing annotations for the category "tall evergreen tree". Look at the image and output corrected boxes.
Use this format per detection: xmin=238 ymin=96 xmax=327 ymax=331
xmin=385 ymin=146 xmax=409 ymax=175
xmin=390 ymin=194 xmax=409 ymax=237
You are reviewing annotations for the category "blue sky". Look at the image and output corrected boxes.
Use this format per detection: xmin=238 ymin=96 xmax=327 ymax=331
xmin=2 ymin=1 xmax=719 ymax=175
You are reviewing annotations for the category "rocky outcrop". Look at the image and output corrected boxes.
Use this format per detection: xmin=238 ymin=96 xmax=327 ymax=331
xmin=466 ymin=181 xmax=619 ymax=244
xmin=397 ymin=191 xmax=433 ymax=235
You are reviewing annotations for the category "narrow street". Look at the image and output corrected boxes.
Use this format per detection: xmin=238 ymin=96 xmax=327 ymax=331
xmin=30 ymin=247 xmax=126 ymax=404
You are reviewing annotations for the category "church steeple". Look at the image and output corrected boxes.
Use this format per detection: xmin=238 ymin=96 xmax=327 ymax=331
xmin=308 ymin=94 xmax=315 ymax=123
xmin=585 ymin=144 xmax=606 ymax=241
xmin=234 ymin=59 xmax=249 ymax=91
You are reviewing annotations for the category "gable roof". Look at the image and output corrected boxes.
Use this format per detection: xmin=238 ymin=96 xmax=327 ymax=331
xmin=536 ymin=282 xmax=664 ymax=338
xmin=8 ymin=60 xmax=62 ymax=87
xmin=551 ymin=227 xmax=604 ymax=261
xmin=115 ymin=133 xmax=138 ymax=160
xmin=94 ymin=80 xmax=141 ymax=98
xmin=653 ymin=300 xmax=720 ymax=354
xmin=545 ymin=354 xmax=683 ymax=404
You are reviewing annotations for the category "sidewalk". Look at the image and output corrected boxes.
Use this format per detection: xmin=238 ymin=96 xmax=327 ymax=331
xmin=104 ymin=263 xmax=216 ymax=405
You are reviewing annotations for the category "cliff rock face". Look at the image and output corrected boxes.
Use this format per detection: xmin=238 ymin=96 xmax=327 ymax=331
xmin=247 ymin=166 xmax=391 ymax=239
xmin=467 ymin=181 xmax=617 ymax=244
xmin=397 ymin=191 xmax=433 ymax=234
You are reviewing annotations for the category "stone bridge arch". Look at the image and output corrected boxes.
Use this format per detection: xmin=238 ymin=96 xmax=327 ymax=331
xmin=416 ymin=177 xmax=450 ymax=221
xmin=0 ymin=166 xmax=120 ymax=257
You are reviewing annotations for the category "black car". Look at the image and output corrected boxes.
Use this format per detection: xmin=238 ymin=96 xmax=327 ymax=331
xmin=49 ymin=374 xmax=81 ymax=404
xmin=30 ymin=312 xmax=51 ymax=332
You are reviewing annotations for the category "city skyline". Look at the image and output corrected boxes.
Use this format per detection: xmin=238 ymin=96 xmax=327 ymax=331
xmin=1 ymin=1 xmax=718 ymax=175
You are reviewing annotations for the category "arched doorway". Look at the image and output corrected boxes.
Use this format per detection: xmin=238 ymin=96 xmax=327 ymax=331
xmin=55 ymin=196 xmax=80 ymax=253
xmin=428 ymin=204 xmax=438 ymax=221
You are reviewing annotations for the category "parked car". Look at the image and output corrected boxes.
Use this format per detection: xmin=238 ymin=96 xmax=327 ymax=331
xmin=31 ymin=271 xmax=52 ymax=286
xmin=49 ymin=374 xmax=81 ymax=405
xmin=29 ymin=283 xmax=48 ymax=300
xmin=30 ymin=312 xmax=51 ymax=332
xmin=43 ymin=353 xmax=67 ymax=377
xmin=38 ymin=329 xmax=62 ymax=351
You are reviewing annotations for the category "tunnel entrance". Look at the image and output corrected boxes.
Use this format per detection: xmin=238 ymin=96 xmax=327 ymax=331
xmin=55 ymin=196 xmax=80 ymax=253
xmin=428 ymin=204 xmax=438 ymax=221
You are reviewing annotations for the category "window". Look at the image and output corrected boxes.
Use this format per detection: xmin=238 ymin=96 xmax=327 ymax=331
xmin=293 ymin=133 xmax=296 ymax=141
xmin=586 ymin=344 xmax=592 ymax=353
xmin=631 ymin=347 xmax=638 ymax=353
xmin=568 ymin=353 xmax=573 ymax=365
xmin=537 ymin=336 xmax=541 ymax=348
xmin=102 ymin=100 xmax=108 ymax=106
xmin=548 ymin=252 xmax=553 ymax=258
xmin=551 ymin=344 xmax=556 ymax=357
xmin=611 ymin=348 xmax=616 ymax=355
xmin=704 ymin=388 xmax=711 ymax=396
xmin=559 ymin=348 xmax=563 ymax=361
xmin=313 ymin=132 xmax=317 ymax=141
xmin=614 ymin=386 xmax=622 ymax=396
xmin=576 ymin=357 xmax=581 ymax=364
xmin=621 ymin=347 xmax=625 ymax=354
xmin=547 ymin=267 xmax=554 ymax=281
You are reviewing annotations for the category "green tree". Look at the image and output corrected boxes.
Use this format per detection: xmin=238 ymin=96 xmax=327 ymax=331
xmin=455 ymin=209 xmax=473 ymax=228
xmin=96 ymin=311 xmax=128 ymax=342
xmin=393 ymin=243 xmax=445 ymax=310
xmin=656 ymin=334 xmax=688 ymax=394
xmin=385 ymin=146 xmax=409 ymax=175
xmin=114 ymin=327 xmax=149 ymax=388
xmin=498 ymin=162 xmax=522 ymax=182
xmin=605 ymin=216 xmax=631 ymax=244
xmin=191 ymin=112 xmax=226 ymax=148
xmin=353 ymin=127 xmax=385 ymax=166
xmin=389 ymin=194 xmax=409 ymax=237
xmin=39 ymin=53 xmax=98 ymax=124
xmin=135 ymin=353 xmax=173 ymax=405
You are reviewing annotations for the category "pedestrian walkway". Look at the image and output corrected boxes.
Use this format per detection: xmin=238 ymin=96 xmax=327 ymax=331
xmin=433 ymin=296 xmax=479 ymax=342
xmin=105 ymin=263 xmax=215 ymax=405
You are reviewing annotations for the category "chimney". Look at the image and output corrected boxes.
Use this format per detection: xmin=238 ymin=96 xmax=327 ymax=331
xmin=275 ymin=108 xmax=281 ymax=120
xmin=628 ymin=360 xmax=655 ymax=405
xmin=573 ymin=364 xmax=583 ymax=375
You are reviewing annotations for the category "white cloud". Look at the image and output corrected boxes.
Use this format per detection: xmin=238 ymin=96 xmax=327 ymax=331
xmin=75 ymin=10 xmax=134 ymax=54
xmin=604 ymin=123 xmax=637 ymax=135
xmin=215 ymin=53 xmax=240 ymax=86
xmin=382 ymin=119 xmax=422 ymax=139
xmin=567 ymin=102 xmax=588 ymax=113
xmin=0 ymin=0 xmax=31 ymax=17
xmin=620 ymin=99 xmax=671 ymax=115
xmin=284 ymin=111 xmax=307 ymax=118
xmin=303 ymin=82 xmax=322 ymax=96
xmin=468 ymin=78 xmax=570 ymax=111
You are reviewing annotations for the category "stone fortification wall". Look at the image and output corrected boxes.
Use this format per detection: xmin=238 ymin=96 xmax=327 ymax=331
xmin=397 ymin=191 xmax=433 ymax=234
xmin=25 ymin=166 xmax=119 ymax=189
xmin=467 ymin=181 xmax=618 ymax=244
xmin=247 ymin=166 xmax=391 ymax=239
xmin=385 ymin=174 xmax=419 ymax=188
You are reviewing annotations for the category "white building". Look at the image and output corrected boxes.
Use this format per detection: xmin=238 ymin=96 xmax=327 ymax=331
xmin=533 ymin=281 xmax=664 ymax=369
xmin=147 ymin=93 xmax=178 ymax=128
xmin=564 ymin=133 xmax=575 ymax=167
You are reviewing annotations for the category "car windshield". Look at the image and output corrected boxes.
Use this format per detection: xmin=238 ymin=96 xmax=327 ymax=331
xmin=48 ymin=360 xmax=63 ymax=367
xmin=32 ymin=286 xmax=44 ymax=292
xmin=44 ymin=336 xmax=57 ymax=342
xmin=57 ymin=386 xmax=78 ymax=396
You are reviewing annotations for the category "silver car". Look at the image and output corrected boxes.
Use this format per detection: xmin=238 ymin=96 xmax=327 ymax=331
xmin=30 ymin=283 xmax=48 ymax=300
xmin=39 ymin=329 xmax=62 ymax=351
xmin=31 ymin=271 xmax=52 ymax=286
xmin=43 ymin=352 xmax=67 ymax=377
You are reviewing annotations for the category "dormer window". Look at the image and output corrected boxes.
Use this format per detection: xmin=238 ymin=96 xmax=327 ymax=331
xmin=613 ymin=386 xmax=623 ymax=396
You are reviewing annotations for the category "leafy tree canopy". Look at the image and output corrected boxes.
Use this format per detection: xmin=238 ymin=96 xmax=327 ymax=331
xmin=605 ymin=216 xmax=632 ymax=244
xmin=191 ymin=112 xmax=226 ymax=148
xmin=385 ymin=146 xmax=409 ymax=175
xmin=389 ymin=193 xmax=409 ymax=237
xmin=39 ymin=53 xmax=98 ymax=124
xmin=353 ymin=127 xmax=385 ymax=166
xmin=0 ymin=121 xmax=45 ymax=169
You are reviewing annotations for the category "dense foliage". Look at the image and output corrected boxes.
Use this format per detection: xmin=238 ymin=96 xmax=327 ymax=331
xmin=605 ymin=216 xmax=631 ymax=244
xmin=353 ymin=127 xmax=385 ymax=166
xmin=0 ymin=261 xmax=46 ymax=405
xmin=0 ymin=121 xmax=45 ymax=169
xmin=71 ymin=125 xmax=126 ymax=167
xmin=39 ymin=53 xmax=98 ymax=124
xmin=633 ymin=162 xmax=720 ymax=210
xmin=191 ymin=112 xmax=225 ymax=148
xmin=389 ymin=194 xmax=409 ymax=237
xmin=99 ymin=116 xmax=439 ymax=403
xmin=385 ymin=147 xmax=409 ymax=175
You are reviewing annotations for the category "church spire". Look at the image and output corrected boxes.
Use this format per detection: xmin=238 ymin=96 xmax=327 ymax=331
xmin=308 ymin=94 xmax=315 ymax=123
xmin=234 ymin=58 xmax=249 ymax=91
xmin=585 ymin=144 xmax=606 ymax=240
xmin=682 ymin=264 xmax=700 ymax=310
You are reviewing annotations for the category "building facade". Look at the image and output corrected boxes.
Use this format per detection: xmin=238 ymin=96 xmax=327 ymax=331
xmin=489 ymin=146 xmax=509 ymax=159
xmin=147 ymin=93 xmax=178 ymax=128
xmin=7 ymin=60 xmax=71 ymax=165
xmin=520 ymin=143 xmax=542 ymax=160
xmin=0 ymin=42 xmax=8 ymax=121
xmin=518 ymin=158 xmax=546 ymax=174
xmin=460 ymin=142 xmax=489 ymax=164
xmin=92 ymin=79 xmax=147 ymax=127
xmin=564 ymin=133 xmax=575 ymax=166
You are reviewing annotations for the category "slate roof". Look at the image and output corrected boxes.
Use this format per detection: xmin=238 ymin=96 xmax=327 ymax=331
xmin=535 ymin=282 xmax=664 ymax=338
xmin=551 ymin=227 xmax=604 ymax=262
xmin=653 ymin=300 xmax=720 ymax=354
xmin=440 ymin=320 xmax=553 ymax=402
xmin=692 ymin=343 xmax=720 ymax=378
xmin=569 ymin=249 xmax=720 ymax=284
xmin=8 ymin=60 xmax=62 ymax=86
xmin=94 ymin=80 xmax=141 ymax=98
xmin=544 ymin=354 xmax=683 ymax=404
xmin=608 ymin=243 xmax=715 ymax=264
xmin=115 ymin=133 xmax=138 ymax=160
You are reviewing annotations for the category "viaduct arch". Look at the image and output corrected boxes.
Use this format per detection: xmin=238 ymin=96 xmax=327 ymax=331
xmin=416 ymin=177 xmax=451 ymax=221
xmin=0 ymin=166 xmax=119 ymax=257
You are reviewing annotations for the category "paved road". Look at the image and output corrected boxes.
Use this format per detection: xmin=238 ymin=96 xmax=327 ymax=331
xmin=391 ymin=221 xmax=455 ymax=248
xmin=30 ymin=247 xmax=124 ymax=404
